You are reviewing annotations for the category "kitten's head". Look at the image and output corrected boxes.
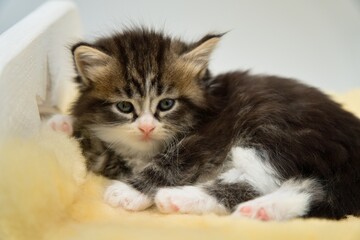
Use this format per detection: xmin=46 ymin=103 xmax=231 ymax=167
xmin=71 ymin=28 xmax=220 ymax=156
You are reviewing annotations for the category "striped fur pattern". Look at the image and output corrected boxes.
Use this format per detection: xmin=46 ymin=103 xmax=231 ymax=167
xmin=68 ymin=28 xmax=360 ymax=220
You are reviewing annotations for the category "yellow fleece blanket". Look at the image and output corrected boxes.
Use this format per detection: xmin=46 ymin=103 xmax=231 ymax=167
xmin=0 ymin=90 xmax=359 ymax=240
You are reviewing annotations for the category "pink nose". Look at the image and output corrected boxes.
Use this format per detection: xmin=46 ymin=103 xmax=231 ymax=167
xmin=139 ymin=124 xmax=155 ymax=135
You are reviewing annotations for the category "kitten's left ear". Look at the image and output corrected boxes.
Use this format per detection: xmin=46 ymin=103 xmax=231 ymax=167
xmin=182 ymin=34 xmax=223 ymax=70
xmin=71 ymin=43 xmax=112 ymax=86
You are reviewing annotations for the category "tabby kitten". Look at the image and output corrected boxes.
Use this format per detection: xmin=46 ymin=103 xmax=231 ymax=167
xmin=50 ymin=28 xmax=360 ymax=221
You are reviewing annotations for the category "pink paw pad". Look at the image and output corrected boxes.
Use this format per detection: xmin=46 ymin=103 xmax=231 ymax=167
xmin=61 ymin=122 xmax=70 ymax=132
xmin=170 ymin=203 xmax=179 ymax=212
xmin=256 ymin=208 xmax=270 ymax=221
xmin=238 ymin=206 xmax=270 ymax=221
xmin=157 ymin=198 xmax=179 ymax=212
xmin=47 ymin=115 xmax=73 ymax=136
xmin=239 ymin=206 xmax=252 ymax=215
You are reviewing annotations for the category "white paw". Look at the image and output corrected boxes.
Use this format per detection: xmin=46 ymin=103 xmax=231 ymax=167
xmin=232 ymin=196 xmax=296 ymax=221
xmin=155 ymin=186 xmax=227 ymax=215
xmin=232 ymin=186 xmax=311 ymax=221
xmin=232 ymin=199 xmax=273 ymax=221
xmin=47 ymin=114 xmax=73 ymax=136
xmin=104 ymin=181 xmax=153 ymax=211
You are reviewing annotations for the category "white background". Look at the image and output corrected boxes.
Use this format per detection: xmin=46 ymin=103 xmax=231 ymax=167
xmin=1 ymin=0 xmax=360 ymax=92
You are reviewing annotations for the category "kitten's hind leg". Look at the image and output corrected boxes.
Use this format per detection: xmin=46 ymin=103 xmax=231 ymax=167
xmin=46 ymin=114 xmax=74 ymax=136
xmin=232 ymin=178 xmax=324 ymax=221
xmin=155 ymin=147 xmax=278 ymax=215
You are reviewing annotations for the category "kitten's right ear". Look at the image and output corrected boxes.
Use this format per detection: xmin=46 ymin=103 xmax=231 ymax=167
xmin=72 ymin=44 xmax=112 ymax=85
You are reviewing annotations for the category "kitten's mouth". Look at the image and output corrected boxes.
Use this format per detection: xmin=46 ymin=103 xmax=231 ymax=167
xmin=140 ymin=134 xmax=153 ymax=142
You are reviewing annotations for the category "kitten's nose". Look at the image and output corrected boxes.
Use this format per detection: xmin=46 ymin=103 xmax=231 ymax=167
xmin=139 ymin=124 xmax=155 ymax=135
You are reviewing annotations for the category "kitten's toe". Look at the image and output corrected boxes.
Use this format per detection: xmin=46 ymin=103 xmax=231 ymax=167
xmin=155 ymin=188 xmax=180 ymax=213
xmin=47 ymin=114 xmax=73 ymax=136
xmin=257 ymin=207 xmax=270 ymax=221
xmin=155 ymin=186 xmax=227 ymax=215
xmin=104 ymin=181 xmax=153 ymax=211
xmin=104 ymin=183 xmax=123 ymax=208
xmin=232 ymin=200 xmax=273 ymax=221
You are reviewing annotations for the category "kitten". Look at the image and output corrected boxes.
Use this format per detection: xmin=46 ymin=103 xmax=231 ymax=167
xmin=49 ymin=28 xmax=360 ymax=221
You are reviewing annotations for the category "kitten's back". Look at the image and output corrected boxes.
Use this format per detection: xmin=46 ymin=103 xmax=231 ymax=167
xmin=206 ymin=71 xmax=360 ymax=218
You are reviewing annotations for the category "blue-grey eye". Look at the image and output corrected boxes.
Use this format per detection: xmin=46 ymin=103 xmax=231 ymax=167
xmin=116 ymin=101 xmax=133 ymax=113
xmin=158 ymin=99 xmax=175 ymax=111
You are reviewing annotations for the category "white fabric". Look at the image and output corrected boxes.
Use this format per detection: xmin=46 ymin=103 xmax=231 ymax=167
xmin=0 ymin=1 xmax=81 ymax=137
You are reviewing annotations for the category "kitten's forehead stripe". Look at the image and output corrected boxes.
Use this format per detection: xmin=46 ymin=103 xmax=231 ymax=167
xmin=155 ymin=38 xmax=168 ymax=93
xmin=145 ymin=77 xmax=151 ymax=96
xmin=131 ymin=78 xmax=145 ymax=97
xmin=156 ymin=82 xmax=164 ymax=96
xmin=112 ymin=30 xmax=171 ymax=99
xmin=123 ymin=84 xmax=133 ymax=98
xmin=114 ymin=40 xmax=129 ymax=79
xmin=145 ymin=73 xmax=155 ymax=97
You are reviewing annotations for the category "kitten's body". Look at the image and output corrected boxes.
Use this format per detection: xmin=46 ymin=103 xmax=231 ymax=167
xmin=52 ymin=28 xmax=360 ymax=220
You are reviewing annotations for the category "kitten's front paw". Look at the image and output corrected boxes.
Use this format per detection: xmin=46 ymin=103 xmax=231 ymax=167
xmin=47 ymin=114 xmax=73 ymax=136
xmin=155 ymin=186 xmax=227 ymax=215
xmin=104 ymin=181 xmax=153 ymax=211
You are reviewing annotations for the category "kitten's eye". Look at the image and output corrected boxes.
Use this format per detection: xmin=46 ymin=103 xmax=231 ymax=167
xmin=116 ymin=101 xmax=133 ymax=113
xmin=158 ymin=99 xmax=175 ymax=111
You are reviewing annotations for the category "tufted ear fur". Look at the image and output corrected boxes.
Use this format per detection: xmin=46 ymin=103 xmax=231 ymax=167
xmin=182 ymin=34 xmax=222 ymax=71
xmin=72 ymin=44 xmax=112 ymax=86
